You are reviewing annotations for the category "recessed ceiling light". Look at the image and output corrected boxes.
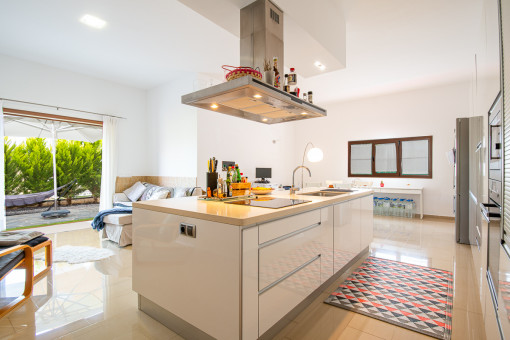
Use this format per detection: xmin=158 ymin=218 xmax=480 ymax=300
xmin=262 ymin=118 xmax=268 ymax=122
xmin=253 ymin=94 xmax=262 ymax=98
xmin=80 ymin=14 xmax=107 ymax=29
xmin=301 ymin=112 xmax=308 ymax=115
xmin=314 ymin=61 xmax=326 ymax=71
xmin=210 ymin=103 xmax=218 ymax=109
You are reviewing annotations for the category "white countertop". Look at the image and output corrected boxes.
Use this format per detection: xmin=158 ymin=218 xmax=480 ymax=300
xmin=133 ymin=188 xmax=373 ymax=226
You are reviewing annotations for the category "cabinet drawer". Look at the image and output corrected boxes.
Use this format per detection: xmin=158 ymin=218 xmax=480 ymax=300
xmin=259 ymin=256 xmax=321 ymax=335
xmin=259 ymin=209 xmax=321 ymax=244
xmin=259 ymin=223 xmax=323 ymax=290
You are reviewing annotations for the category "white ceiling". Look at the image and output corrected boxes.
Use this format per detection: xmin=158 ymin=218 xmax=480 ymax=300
xmin=0 ymin=0 xmax=481 ymax=103
xmin=309 ymin=0 xmax=481 ymax=103
xmin=0 ymin=0 xmax=239 ymax=89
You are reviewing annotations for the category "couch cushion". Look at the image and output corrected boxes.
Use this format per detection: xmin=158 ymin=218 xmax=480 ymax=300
xmin=140 ymin=184 xmax=158 ymax=201
xmin=103 ymin=213 xmax=132 ymax=225
xmin=0 ymin=236 xmax=49 ymax=279
xmin=149 ymin=188 xmax=170 ymax=200
xmin=0 ymin=249 xmax=24 ymax=279
xmin=113 ymin=193 xmax=130 ymax=203
xmin=123 ymin=181 xmax=146 ymax=202
xmin=0 ymin=230 xmax=44 ymax=246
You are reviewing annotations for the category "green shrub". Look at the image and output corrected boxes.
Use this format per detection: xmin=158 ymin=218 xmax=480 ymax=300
xmin=56 ymin=140 xmax=86 ymax=203
xmin=16 ymin=138 xmax=53 ymax=193
xmin=81 ymin=140 xmax=102 ymax=202
xmin=4 ymin=137 xmax=22 ymax=195
xmin=3 ymin=137 xmax=103 ymax=202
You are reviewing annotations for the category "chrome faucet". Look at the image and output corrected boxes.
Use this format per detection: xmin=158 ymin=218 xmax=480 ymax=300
xmin=291 ymin=166 xmax=311 ymax=194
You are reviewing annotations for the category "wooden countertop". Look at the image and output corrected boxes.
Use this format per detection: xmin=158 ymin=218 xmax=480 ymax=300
xmin=133 ymin=189 xmax=373 ymax=226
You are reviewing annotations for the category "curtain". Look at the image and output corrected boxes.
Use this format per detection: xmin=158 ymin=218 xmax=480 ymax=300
xmin=0 ymin=101 xmax=5 ymax=231
xmin=99 ymin=117 xmax=118 ymax=211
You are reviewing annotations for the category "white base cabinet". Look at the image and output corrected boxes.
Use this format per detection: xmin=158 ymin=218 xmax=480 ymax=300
xmin=361 ymin=195 xmax=374 ymax=250
xmin=134 ymin=194 xmax=373 ymax=340
xmin=334 ymin=199 xmax=361 ymax=272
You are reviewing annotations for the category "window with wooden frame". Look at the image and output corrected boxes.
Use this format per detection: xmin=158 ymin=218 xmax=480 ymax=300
xmin=348 ymin=136 xmax=432 ymax=178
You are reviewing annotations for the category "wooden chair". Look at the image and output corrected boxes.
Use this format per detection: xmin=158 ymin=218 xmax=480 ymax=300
xmin=28 ymin=238 xmax=52 ymax=282
xmin=0 ymin=245 xmax=34 ymax=318
xmin=0 ymin=236 xmax=53 ymax=318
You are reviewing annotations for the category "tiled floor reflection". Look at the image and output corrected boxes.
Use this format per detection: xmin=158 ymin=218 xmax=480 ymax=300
xmin=0 ymin=216 xmax=484 ymax=339
xmin=0 ymin=228 xmax=183 ymax=340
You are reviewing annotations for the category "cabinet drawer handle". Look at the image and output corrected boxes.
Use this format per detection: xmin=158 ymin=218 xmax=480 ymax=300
xmin=259 ymin=254 xmax=321 ymax=295
xmin=259 ymin=222 xmax=321 ymax=249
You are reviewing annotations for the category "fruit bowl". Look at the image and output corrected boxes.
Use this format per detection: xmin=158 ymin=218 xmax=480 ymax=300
xmin=251 ymin=187 xmax=274 ymax=195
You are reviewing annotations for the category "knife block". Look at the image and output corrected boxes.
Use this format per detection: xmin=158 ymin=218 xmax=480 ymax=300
xmin=206 ymin=172 xmax=218 ymax=192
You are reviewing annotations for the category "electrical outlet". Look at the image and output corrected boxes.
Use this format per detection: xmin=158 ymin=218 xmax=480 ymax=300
xmin=180 ymin=223 xmax=196 ymax=238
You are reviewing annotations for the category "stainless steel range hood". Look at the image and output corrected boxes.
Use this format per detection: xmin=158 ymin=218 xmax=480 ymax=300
xmin=181 ymin=0 xmax=327 ymax=124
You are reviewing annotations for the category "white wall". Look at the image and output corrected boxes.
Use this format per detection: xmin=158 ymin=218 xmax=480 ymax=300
xmin=196 ymin=109 xmax=297 ymax=189
xmin=146 ymin=73 xmax=198 ymax=177
xmin=294 ymin=81 xmax=472 ymax=217
xmin=0 ymin=54 xmax=148 ymax=176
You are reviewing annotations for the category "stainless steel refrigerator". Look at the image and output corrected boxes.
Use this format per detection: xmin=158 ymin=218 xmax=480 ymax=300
xmin=454 ymin=116 xmax=483 ymax=244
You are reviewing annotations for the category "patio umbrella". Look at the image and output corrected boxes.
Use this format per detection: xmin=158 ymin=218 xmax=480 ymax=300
xmin=3 ymin=116 xmax=102 ymax=216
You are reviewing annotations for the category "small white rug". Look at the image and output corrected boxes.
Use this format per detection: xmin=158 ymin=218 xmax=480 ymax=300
xmin=36 ymin=245 xmax=115 ymax=264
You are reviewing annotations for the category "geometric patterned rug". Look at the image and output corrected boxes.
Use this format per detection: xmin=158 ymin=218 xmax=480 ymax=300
xmin=325 ymin=256 xmax=453 ymax=340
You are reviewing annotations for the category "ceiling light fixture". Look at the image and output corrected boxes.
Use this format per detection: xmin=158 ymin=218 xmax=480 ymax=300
xmin=262 ymin=118 xmax=268 ymax=122
xmin=253 ymin=94 xmax=262 ymax=98
xmin=210 ymin=104 xmax=218 ymax=109
xmin=314 ymin=61 xmax=326 ymax=71
xmin=80 ymin=14 xmax=107 ymax=29
xmin=301 ymin=112 xmax=308 ymax=115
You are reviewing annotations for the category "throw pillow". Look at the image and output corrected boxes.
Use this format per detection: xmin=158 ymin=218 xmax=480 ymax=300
xmin=148 ymin=188 xmax=170 ymax=200
xmin=123 ymin=181 xmax=147 ymax=202
xmin=140 ymin=184 xmax=159 ymax=201
xmin=173 ymin=187 xmax=188 ymax=198
xmin=113 ymin=192 xmax=130 ymax=203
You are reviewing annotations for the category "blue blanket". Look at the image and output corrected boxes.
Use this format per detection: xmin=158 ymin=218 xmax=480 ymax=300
xmin=91 ymin=207 xmax=133 ymax=231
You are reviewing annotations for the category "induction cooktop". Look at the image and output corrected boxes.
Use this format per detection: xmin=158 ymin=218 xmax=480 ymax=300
xmin=225 ymin=197 xmax=311 ymax=209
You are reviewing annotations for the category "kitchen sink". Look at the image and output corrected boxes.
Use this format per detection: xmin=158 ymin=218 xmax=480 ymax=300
xmin=299 ymin=191 xmax=347 ymax=197
xmin=320 ymin=188 xmax=355 ymax=193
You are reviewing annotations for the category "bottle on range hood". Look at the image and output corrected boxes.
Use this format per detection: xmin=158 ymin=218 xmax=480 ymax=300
xmin=288 ymin=67 xmax=297 ymax=86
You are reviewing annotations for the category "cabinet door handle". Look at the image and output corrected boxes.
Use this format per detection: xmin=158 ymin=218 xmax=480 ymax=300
xmin=258 ymin=222 xmax=321 ymax=249
xmin=259 ymin=254 xmax=321 ymax=295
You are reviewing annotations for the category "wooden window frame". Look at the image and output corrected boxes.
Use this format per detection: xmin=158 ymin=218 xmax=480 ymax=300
xmin=348 ymin=136 xmax=432 ymax=179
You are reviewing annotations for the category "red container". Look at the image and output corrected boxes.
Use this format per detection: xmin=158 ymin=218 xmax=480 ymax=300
xmin=222 ymin=65 xmax=262 ymax=82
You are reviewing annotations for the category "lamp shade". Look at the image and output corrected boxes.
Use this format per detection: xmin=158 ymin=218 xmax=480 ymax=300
xmin=307 ymin=147 xmax=323 ymax=162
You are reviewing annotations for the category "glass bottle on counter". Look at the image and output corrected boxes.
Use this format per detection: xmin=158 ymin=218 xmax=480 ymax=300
xmin=236 ymin=165 xmax=242 ymax=183
xmin=226 ymin=167 xmax=232 ymax=197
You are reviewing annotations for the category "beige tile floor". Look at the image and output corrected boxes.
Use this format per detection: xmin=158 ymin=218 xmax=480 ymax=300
xmin=0 ymin=216 xmax=483 ymax=339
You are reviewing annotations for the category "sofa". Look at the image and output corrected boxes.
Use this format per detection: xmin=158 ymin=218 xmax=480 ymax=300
xmin=101 ymin=176 xmax=201 ymax=247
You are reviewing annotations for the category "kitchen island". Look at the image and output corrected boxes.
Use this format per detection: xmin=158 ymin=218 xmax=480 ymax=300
xmin=132 ymin=189 xmax=373 ymax=340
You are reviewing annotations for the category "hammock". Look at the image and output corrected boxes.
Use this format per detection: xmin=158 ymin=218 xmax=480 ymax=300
xmin=5 ymin=180 xmax=77 ymax=207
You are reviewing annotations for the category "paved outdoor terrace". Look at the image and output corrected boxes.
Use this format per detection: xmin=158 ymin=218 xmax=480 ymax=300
xmin=6 ymin=203 xmax=99 ymax=229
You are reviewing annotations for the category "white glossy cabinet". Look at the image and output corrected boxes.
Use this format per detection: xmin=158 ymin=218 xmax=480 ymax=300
xmin=361 ymin=195 xmax=374 ymax=250
xmin=334 ymin=199 xmax=361 ymax=272
xmin=132 ymin=209 xmax=241 ymax=340
xmin=256 ymin=208 xmax=332 ymax=336
xmin=134 ymin=194 xmax=373 ymax=340
xmin=259 ymin=256 xmax=321 ymax=334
